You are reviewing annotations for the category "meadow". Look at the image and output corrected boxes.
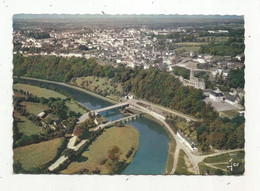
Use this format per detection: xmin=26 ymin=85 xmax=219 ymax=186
xmin=14 ymin=137 xmax=64 ymax=171
xmin=61 ymin=126 xmax=139 ymax=174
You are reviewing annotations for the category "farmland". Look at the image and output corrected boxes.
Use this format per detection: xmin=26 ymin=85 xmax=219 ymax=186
xmin=70 ymin=76 xmax=123 ymax=101
xmin=199 ymin=150 xmax=245 ymax=175
xmin=61 ymin=125 xmax=139 ymax=174
xmin=20 ymin=101 xmax=50 ymax=115
xmin=13 ymin=83 xmax=66 ymax=99
xmin=13 ymin=83 xmax=86 ymax=114
xmin=13 ymin=137 xmax=64 ymax=171
xmin=14 ymin=110 xmax=41 ymax=136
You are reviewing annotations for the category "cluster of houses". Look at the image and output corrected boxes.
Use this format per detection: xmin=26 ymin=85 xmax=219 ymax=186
xmin=37 ymin=110 xmax=66 ymax=131
xmin=177 ymin=130 xmax=198 ymax=152
xmin=207 ymin=88 xmax=243 ymax=106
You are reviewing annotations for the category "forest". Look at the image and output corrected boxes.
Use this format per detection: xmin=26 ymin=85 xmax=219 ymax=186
xmin=13 ymin=54 xmax=244 ymax=150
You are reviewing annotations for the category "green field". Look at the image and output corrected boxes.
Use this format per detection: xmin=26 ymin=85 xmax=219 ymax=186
xmin=200 ymin=151 xmax=245 ymax=174
xmin=13 ymin=83 xmax=66 ymax=99
xmin=70 ymin=76 xmax=123 ymax=101
xmin=14 ymin=111 xmax=42 ymax=136
xmin=219 ymin=110 xmax=238 ymax=119
xmin=174 ymin=149 xmax=195 ymax=175
xmin=199 ymin=162 xmax=226 ymax=175
xmin=61 ymin=126 xmax=139 ymax=174
xmin=14 ymin=138 xmax=64 ymax=171
xmin=13 ymin=83 xmax=86 ymax=114
xmin=203 ymin=151 xmax=244 ymax=163
xmin=21 ymin=101 xmax=50 ymax=115
xmin=65 ymin=102 xmax=85 ymax=115
xmin=174 ymin=46 xmax=200 ymax=53
xmin=197 ymin=36 xmax=229 ymax=43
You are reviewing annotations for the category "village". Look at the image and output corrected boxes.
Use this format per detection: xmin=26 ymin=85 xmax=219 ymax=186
xmin=13 ymin=21 xmax=245 ymax=116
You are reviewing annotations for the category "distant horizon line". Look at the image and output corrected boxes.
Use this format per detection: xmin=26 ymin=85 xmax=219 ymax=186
xmin=13 ymin=14 xmax=243 ymax=20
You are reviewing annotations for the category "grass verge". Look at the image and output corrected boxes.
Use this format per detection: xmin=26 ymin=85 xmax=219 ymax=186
xmin=174 ymin=149 xmax=195 ymax=175
xmin=13 ymin=137 xmax=64 ymax=171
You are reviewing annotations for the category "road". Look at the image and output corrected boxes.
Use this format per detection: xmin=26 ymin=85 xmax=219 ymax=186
xmin=129 ymin=99 xmax=198 ymax=122
xmin=19 ymin=77 xmax=243 ymax=174
xmin=129 ymin=101 xmax=244 ymax=175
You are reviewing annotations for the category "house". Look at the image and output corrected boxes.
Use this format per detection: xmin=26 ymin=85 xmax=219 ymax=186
xmin=177 ymin=130 xmax=198 ymax=151
xmin=125 ymin=94 xmax=134 ymax=100
xmin=225 ymin=96 xmax=238 ymax=105
xmin=209 ymin=89 xmax=224 ymax=102
xmin=238 ymin=110 xmax=245 ymax=116
xmin=94 ymin=117 xmax=103 ymax=125
xmin=37 ymin=111 xmax=46 ymax=118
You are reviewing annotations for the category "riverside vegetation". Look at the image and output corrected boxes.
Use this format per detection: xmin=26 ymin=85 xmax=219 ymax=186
xmin=13 ymin=54 xmax=244 ymax=152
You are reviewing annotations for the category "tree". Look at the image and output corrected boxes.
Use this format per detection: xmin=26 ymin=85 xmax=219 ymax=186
xmin=108 ymin=145 xmax=120 ymax=162
xmin=52 ymin=100 xmax=68 ymax=119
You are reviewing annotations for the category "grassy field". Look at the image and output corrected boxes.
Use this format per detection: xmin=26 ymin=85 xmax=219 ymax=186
xmin=20 ymin=102 xmax=50 ymax=115
xmin=199 ymin=162 xmax=226 ymax=175
xmin=174 ymin=46 xmax=200 ymax=53
xmin=65 ymin=102 xmax=85 ymax=115
xmin=203 ymin=151 xmax=244 ymax=163
xmin=13 ymin=83 xmax=66 ymax=99
xmin=61 ymin=126 xmax=139 ymax=174
xmin=174 ymin=149 xmax=195 ymax=175
xmin=70 ymin=76 xmax=123 ymax=101
xmin=14 ymin=110 xmax=42 ymax=136
xmin=165 ymin=138 xmax=176 ymax=174
xmin=13 ymin=83 xmax=85 ymax=114
xmin=200 ymin=151 xmax=245 ymax=174
xmin=197 ymin=36 xmax=229 ymax=43
xmin=175 ymin=42 xmax=208 ymax=46
xmin=176 ymin=122 xmax=189 ymax=131
xmin=219 ymin=110 xmax=238 ymax=119
xmin=13 ymin=138 xmax=64 ymax=171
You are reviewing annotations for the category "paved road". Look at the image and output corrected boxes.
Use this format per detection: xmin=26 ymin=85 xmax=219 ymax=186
xmin=129 ymin=99 xmax=198 ymax=122
xmin=129 ymin=102 xmax=244 ymax=175
xmin=93 ymin=101 xmax=130 ymax=113
xmin=171 ymin=144 xmax=180 ymax=174
xmin=129 ymin=102 xmax=200 ymax=174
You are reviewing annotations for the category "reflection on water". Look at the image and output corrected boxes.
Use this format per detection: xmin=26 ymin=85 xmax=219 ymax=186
xmin=25 ymin=80 xmax=170 ymax=174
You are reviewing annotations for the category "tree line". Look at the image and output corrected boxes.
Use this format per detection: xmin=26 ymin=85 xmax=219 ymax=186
xmin=13 ymin=54 xmax=244 ymax=150
xmin=13 ymin=54 xmax=217 ymax=120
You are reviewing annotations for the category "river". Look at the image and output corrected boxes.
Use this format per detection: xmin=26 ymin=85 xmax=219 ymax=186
xmin=24 ymin=79 xmax=171 ymax=174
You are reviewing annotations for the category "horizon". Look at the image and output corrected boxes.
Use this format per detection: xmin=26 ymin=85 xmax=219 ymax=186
xmin=13 ymin=14 xmax=243 ymax=20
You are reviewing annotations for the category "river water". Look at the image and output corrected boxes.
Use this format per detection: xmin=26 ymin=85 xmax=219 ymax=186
xmin=27 ymin=80 xmax=170 ymax=174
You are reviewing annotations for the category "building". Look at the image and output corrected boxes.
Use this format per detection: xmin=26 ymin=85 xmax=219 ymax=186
xmin=190 ymin=70 xmax=205 ymax=90
xmin=37 ymin=111 xmax=46 ymax=118
xmin=194 ymin=78 xmax=206 ymax=90
xmin=209 ymin=89 xmax=224 ymax=102
xmin=94 ymin=117 xmax=103 ymax=125
xmin=177 ymin=130 xmax=198 ymax=151
xmin=225 ymin=96 xmax=238 ymax=105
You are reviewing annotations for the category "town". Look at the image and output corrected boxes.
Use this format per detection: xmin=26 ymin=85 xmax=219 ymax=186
xmin=12 ymin=15 xmax=245 ymax=175
xmin=13 ymin=15 xmax=245 ymax=114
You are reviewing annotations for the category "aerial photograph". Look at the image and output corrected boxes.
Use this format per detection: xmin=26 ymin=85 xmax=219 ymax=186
xmin=12 ymin=14 xmax=245 ymax=175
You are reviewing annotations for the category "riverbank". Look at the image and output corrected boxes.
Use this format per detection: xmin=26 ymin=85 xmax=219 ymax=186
xmin=18 ymin=76 xmax=118 ymax=105
xmin=18 ymin=76 xmax=173 ymax=174
xmin=61 ymin=125 xmax=139 ymax=174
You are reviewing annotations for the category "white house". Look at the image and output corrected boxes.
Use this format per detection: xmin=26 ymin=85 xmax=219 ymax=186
xmin=209 ymin=89 xmax=224 ymax=102
xmin=37 ymin=111 xmax=46 ymax=118
xmin=177 ymin=131 xmax=198 ymax=151
xmin=225 ymin=96 xmax=238 ymax=105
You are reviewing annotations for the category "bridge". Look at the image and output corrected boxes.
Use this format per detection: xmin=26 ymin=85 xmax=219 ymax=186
xmin=78 ymin=101 xmax=130 ymax=124
xmin=93 ymin=102 xmax=130 ymax=114
xmin=89 ymin=114 xmax=141 ymax=132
